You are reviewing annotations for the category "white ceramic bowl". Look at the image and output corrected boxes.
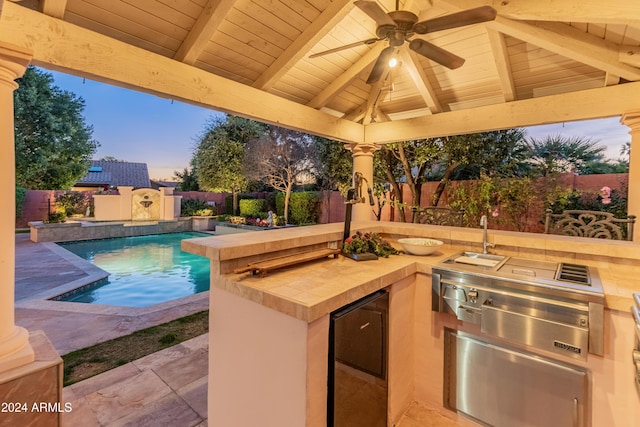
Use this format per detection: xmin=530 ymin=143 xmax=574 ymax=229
xmin=397 ymin=238 xmax=443 ymax=256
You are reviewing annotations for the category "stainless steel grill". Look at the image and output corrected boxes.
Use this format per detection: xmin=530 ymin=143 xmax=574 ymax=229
xmin=432 ymin=251 xmax=605 ymax=360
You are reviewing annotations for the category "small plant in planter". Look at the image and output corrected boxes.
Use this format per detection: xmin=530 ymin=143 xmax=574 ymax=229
xmin=46 ymin=211 xmax=67 ymax=223
xmin=229 ymin=216 xmax=246 ymax=225
xmin=343 ymin=231 xmax=398 ymax=258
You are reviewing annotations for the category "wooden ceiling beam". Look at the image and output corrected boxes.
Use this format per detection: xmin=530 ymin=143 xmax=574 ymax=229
xmin=619 ymin=45 xmax=640 ymax=68
xmin=39 ymin=0 xmax=67 ymax=19
xmin=489 ymin=17 xmax=640 ymax=82
xmin=0 ymin=2 xmax=363 ymax=143
xmin=362 ymin=79 xmax=389 ymax=124
xmin=307 ymin=43 xmax=386 ymax=109
xmin=605 ymin=73 xmax=621 ymax=86
xmin=400 ymin=48 xmax=442 ymax=113
xmin=174 ymin=0 xmax=236 ymax=65
xmin=252 ymin=0 xmax=354 ymax=90
xmin=486 ymin=28 xmax=515 ymax=102
xmin=438 ymin=0 xmax=640 ymax=24
xmin=365 ymin=81 xmax=640 ymax=143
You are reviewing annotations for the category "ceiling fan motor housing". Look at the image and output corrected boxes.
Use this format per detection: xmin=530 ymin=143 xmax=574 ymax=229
xmin=376 ymin=10 xmax=418 ymax=41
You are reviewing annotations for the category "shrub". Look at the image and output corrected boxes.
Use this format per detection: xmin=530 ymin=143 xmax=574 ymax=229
xmin=181 ymin=198 xmax=213 ymax=217
xmin=274 ymin=191 xmax=319 ymax=224
xmin=239 ymin=199 xmax=266 ymax=217
xmin=16 ymin=186 xmax=26 ymax=218
xmin=55 ymin=191 xmax=91 ymax=216
xmin=46 ymin=211 xmax=66 ymax=223
xmin=289 ymin=192 xmax=319 ymax=225
xmin=224 ymin=194 xmax=254 ymax=214
xmin=275 ymin=192 xmax=286 ymax=218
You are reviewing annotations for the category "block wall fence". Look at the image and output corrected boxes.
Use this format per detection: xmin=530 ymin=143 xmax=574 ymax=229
xmin=17 ymin=173 xmax=628 ymax=232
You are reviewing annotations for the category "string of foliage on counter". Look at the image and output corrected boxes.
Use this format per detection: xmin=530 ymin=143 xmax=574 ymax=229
xmin=342 ymin=231 xmax=399 ymax=258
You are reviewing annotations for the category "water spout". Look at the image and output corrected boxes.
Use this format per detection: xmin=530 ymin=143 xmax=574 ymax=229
xmin=480 ymin=215 xmax=495 ymax=254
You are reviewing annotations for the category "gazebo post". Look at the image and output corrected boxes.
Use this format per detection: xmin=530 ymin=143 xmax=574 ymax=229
xmin=620 ymin=112 xmax=640 ymax=243
xmin=0 ymin=41 xmax=34 ymax=373
xmin=0 ymin=42 xmax=63 ymax=427
xmin=344 ymin=142 xmax=378 ymax=222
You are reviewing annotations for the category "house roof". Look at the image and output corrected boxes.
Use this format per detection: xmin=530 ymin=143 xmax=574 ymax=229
xmin=150 ymin=180 xmax=179 ymax=190
xmin=2 ymin=1 xmax=640 ymax=143
xmin=76 ymin=160 xmax=151 ymax=189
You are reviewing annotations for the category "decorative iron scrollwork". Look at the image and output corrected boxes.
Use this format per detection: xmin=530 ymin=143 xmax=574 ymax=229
xmin=544 ymin=209 xmax=636 ymax=241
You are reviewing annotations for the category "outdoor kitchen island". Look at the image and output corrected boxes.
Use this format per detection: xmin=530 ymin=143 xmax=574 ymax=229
xmin=182 ymin=221 xmax=640 ymax=427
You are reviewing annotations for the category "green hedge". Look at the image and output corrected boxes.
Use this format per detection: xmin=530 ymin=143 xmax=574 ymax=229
xmin=276 ymin=191 xmax=319 ymax=225
xmin=239 ymin=199 xmax=266 ymax=216
xmin=224 ymin=194 xmax=254 ymax=214
xmin=180 ymin=198 xmax=214 ymax=216
xmin=16 ymin=186 xmax=26 ymax=218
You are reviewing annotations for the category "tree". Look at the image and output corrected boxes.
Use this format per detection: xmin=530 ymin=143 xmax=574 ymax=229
xmin=620 ymin=141 xmax=631 ymax=160
xmin=244 ymin=126 xmax=314 ymax=224
xmin=312 ymin=136 xmax=352 ymax=190
xmin=173 ymin=167 xmax=200 ymax=191
xmin=430 ymin=129 xmax=528 ymax=208
xmin=578 ymin=159 xmax=629 ymax=175
xmin=524 ymin=134 xmax=606 ymax=176
xmin=14 ymin=66 xmax=98 ymax=189
xmin=192 ymin=115 xmax=265 ymax=214
xmin=376 ymin=129 xmax=527 ymax=222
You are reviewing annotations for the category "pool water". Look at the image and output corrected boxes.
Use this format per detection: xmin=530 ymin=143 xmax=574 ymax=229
xmin=56 ymin=232 xmax=210 ymax=307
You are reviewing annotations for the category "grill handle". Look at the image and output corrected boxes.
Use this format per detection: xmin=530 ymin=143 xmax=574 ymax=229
xmin=439 ymin=279 xmax=589 ymax=312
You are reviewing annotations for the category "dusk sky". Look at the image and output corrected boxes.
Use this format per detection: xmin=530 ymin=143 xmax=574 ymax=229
xmin=44 ymin=68 xmax=630 ymax=180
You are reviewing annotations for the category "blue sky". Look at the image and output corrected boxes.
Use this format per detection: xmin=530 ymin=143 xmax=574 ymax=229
xmin=44 ymin=69 xmax=630 ymax=180
xmin=46 ymin=69 xmax=220 ymax=180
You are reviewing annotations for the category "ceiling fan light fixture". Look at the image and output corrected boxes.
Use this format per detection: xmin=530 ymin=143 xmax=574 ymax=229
xmin=312 ymin=2 xmax=497 ymax=83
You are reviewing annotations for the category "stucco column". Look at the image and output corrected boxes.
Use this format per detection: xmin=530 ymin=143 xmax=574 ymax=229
xmin=344 ymin=142 xmax=377 ymax=221
xmin=0 ymin=42 xmax=34 ymax=372
xmin=620 ymin=112 xmax=640 ymax=243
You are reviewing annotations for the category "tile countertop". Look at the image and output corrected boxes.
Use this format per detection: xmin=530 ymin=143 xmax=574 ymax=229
xmin=182 ymin=221 xmax=640 ymax=322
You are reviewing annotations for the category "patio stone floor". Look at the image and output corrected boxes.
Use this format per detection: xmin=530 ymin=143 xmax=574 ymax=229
xmin=13 ymin=234 xmax=465 ymax=426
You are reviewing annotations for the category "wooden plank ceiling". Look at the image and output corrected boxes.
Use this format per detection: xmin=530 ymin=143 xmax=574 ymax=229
xmin=9 ymin=0 xmax=640 ymax=137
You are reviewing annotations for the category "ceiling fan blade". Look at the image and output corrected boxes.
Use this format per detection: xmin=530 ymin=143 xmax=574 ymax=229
xmin=354 ymin=0 xmax=396 ymax=27
xmin=409 ymin=39 xmax=465 ymax=69
xmin=309 ymin=38 xmax=380 ymax=58
xmin=366 ymin=46 xmax=394 ymax=84
xmin=413 ymin=6 xmax=497 ymax=34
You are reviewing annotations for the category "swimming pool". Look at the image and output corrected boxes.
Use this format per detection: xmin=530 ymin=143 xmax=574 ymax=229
xmin=55 ymin=232 xmax=210 ymax=307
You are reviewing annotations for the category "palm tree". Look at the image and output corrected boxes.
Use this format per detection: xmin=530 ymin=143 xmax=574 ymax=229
xmin=620 ymin=141 xmax=631 ymax=160
xmin=524 ymin=134 xmax=606 ymax=176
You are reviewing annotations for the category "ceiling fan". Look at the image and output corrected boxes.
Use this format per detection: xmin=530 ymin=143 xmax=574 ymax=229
xmin=310 ymin=1 xmax=497 ymax=84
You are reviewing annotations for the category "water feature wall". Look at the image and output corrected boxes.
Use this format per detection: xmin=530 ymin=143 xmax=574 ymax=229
xmin=93 ymin=186 xmax=181 ymax=221
xmin=132 ymin=189 xmax=161 ymax=220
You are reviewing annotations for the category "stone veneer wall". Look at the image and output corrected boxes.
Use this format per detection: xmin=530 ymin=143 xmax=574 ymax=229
xmin=29 ymin=218 xmax=194 ymax=243
xmin=0 ymin=331 xmax=64 ymax=427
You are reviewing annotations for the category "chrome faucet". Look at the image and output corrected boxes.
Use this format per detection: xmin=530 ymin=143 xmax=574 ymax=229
xmin=480 ymin=215 xmax=495 ymax=254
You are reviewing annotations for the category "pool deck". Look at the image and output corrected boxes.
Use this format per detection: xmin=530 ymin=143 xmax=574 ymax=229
xmin=15 ymin=234 xmax=209 ymax=354
xmin=14 ymin=233 xmax=210 ymax=426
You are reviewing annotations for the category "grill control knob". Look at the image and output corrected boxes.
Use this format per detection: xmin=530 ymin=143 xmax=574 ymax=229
xmin=468 ymin=289 xmax=478 ymax=303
